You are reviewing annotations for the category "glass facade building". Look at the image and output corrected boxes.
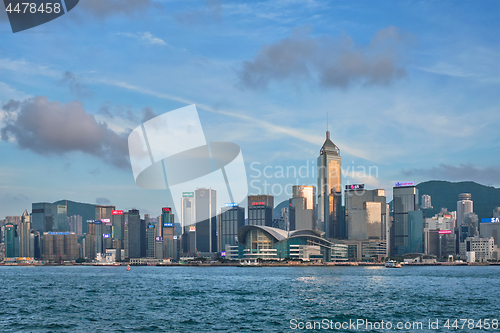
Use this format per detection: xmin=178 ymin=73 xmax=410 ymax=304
xmin=248 ymin=195 xmax=274 ymax=227
xmin=289 ymin=186 xmax=316 ymax=231
xmin=127 ymin=209 xmax=141 ymax=259
xmin=392 ymin=185 xmax=419 ymax=257
xmin=238 ymin=225 xmax=348 ymax=262
xmin=217 ymin=205 xmax=245 ymax=253
xmin=195 ymin=188 xmax=217 ymax=253
xmin=31 ymin=202 xmax=53 ymax=233
xmin=317 ymin=129 xmax=342 ymax=239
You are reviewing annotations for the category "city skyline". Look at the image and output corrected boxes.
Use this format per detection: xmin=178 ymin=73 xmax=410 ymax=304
xmin=1 ymin=1 xmax=499 ymax=219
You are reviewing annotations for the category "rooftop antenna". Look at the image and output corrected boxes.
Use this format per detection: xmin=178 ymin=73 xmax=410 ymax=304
xmin=326 ymin=112 xmax=330 ymax=140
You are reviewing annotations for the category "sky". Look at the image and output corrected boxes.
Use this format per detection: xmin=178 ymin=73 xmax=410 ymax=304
xmin=0 ymin=0 xmax=499 ymax=220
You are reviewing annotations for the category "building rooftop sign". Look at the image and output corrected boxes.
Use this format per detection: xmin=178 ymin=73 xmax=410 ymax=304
xmin=394 ymin=181 xmax=415 ymax=187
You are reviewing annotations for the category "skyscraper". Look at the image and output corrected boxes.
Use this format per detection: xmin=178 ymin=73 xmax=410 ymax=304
xmin=181 ymin=192 xmax=196 ymax=254
xmin=111 ymin=210 xmax=124 ymax=248
xmin=161 ymin=207 xmax=176 ymax=259
xmin=289 ymin=186 xmax=316 ymax=231
xmin=127 ymin=209 xmax=141 ymax=259
xmin=31 ymin=202 xmax=53 ymax=233
xmin=344 ymin=186 xmax=387 ymax=241
xmin=248 ymin=195 xmax=274 ymax=227
xmin=95 ymin=205 xmax=115 ymax=222
xmin=146 ymin=223 xmax=155 ymax=258
xmin=392 ymin=182 xmax=419 ymax=256
xmin=53 ymin=204 xmax=68 ymax=231
xmin=217 ymin=204 xmax=245 ymax=253
xmin=4 ymin=224 xmax=18 ymax=258
xmin=421 ymin=194 xmax=432 ymax=209
xmin=457 ymin=193 xmax=473 ymax=228
xmin=195 ymin=188 xmax=217 ymax=253
xmin=317 ymin=125 xmax=342 ymax=238
xmin=18 ymin=209 xmax=31 ymax=258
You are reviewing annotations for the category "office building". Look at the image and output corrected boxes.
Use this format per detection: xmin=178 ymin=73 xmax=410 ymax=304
xmin=345 ymin=186 xmax=387 ymax=241
xmin=248 ymin=195 xmax=274 ymax=227
xmin=161 ymin=207 xmax=176 ymax=259
xmin=53 ymin=204 xmax=68 ymax=231
xmin=421 ymin=194 xmax=432 ymax=209
xmin=4 ymin=224 xmax=18 ymax=258
xmin=195 ymin=188 xmax=217 ymax=254
xmin=41 ymin=232 xmax=79 ymax=261
xmin=155 ymin=236 xmax=164 ymax=259
xmin=317 ymin=126 xmax=342 ymax=239
xmin=480 ymin=218 xmax=500 ymax=246
xmin=460 ymin=213 xmax=479 ymax=242
xmin=3 ymin=216 xmax=22 ymax=226
xmin=68 ymin=215 xmax=82 ymax=236
xmin=31 ymin=202 xmax=53 ymax=232
xmin=146 ymin=224 xmax=155 ymax=258
xmin=273 ymin=207 xmax=289 ymax=231
xmin=111 ymin=210 xmax=124 ymax=248
xmin=18 ymin=209 xmax=31 ymax=257
xmin=127 ymin=209 xmax=141 ymax=259
xmin=217 ymin=204 xmax=245 ymax=253
xmin=289 ymin=186 xmax=316 ymax=231
xmin=460 ymin=237 xmax=498 ymax=262
xmin=181 ymin=192 xmax=195 ymax=255
xmin=456 ymin=193 xmax=473 ymax=228
xmin=140 ymin=218 xmax=147 ymax=258
xmin=424 ymin=229 xmax=456 ymax=259
xmin=392 ymin=182 xmax=420 ymax=256
xmin=95 ymin=205 xmax=115 ymax=222
xmin=424 ymin=214 xmax=455 ymax=231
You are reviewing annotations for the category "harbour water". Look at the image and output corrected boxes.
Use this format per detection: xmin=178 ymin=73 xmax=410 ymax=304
xmin=0 ymin=266 xmax=498 ymax=332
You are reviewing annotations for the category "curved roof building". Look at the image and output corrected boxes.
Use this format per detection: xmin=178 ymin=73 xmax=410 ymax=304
xmin=237 ymin=225 xmax=347 ymax=262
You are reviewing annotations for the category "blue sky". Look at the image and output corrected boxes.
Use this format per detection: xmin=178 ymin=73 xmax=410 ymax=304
xmin=0 ymin=0 xmax=499 ymax=220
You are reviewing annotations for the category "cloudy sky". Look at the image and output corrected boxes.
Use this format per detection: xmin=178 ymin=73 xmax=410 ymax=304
xmin=0 ymin=0 xmax=499 ymax=219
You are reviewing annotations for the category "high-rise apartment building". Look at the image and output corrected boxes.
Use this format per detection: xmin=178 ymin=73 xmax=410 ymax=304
xmin=248 ymin=195 xmax=274 ymax=227
xmin=289 ymin=186 xmax=316 ymax=231
xmin=317 ymin=127 xmax=342 ymax=238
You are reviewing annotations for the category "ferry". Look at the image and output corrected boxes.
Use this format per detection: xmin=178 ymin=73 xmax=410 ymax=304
xmin=385 ymin=260 xmax=402 ymax=268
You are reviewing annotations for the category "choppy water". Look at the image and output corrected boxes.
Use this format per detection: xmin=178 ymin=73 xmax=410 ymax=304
xmin=0 ymin=266 xmax=498 ymax=332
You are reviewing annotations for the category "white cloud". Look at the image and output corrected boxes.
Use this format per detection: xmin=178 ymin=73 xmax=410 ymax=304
xmin=117 ymin=32 xmax=166 ymax=45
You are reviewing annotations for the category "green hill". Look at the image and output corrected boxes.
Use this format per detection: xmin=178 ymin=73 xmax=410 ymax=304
xmin=416 ymin=181 xmax=500 ymax=219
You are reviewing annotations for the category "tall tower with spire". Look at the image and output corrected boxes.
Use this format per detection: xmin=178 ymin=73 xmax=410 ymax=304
xmin=317 ymin=116 xmax=343 ymax=238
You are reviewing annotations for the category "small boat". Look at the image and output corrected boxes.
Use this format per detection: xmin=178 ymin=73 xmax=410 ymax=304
xmin=385 ymin=260 xmax=402 ymax=268
xmin=126 ymin=264 xmax=131 ymax=271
